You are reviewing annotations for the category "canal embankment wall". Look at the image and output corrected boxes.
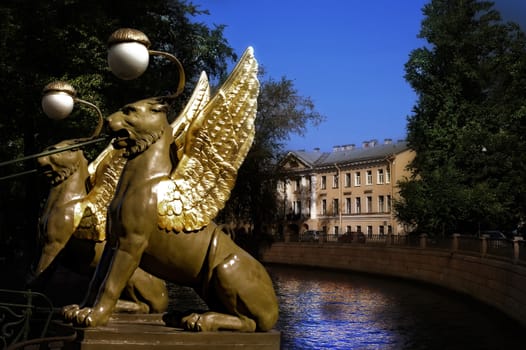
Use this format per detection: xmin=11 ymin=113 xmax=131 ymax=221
xmin=261 ymin=242 xmax=526 ymax=328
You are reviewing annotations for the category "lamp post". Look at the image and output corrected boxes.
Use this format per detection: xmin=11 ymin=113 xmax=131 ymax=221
xmin=0 ymin=28 xmax=186 ymax=181
xmin=41 ymin=81 xmax=104 ymax=139
xmin=107 ymin=28 xmax=185 ymax=98
xmin=0 ymin=82 xmax=107 ymax=180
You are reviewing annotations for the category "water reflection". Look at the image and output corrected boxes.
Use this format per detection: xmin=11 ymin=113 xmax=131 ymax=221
xmin=267 ymin=264 xmax=524 ymax=350
xmin=167 ymin=265 xmax=524 ymax=349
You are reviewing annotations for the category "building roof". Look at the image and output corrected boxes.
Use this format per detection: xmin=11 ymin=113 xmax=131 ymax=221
xmin=290 ymin=150 xmax=326 ymax=166
xmin=282 ymin=139 xmax=409 ymax=171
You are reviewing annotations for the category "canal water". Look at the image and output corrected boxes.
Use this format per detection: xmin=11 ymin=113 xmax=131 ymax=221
xmin=267 ymin=264 xmax=524 ymax=349
xmin=169 ymin=264 xmax=524 ymax=350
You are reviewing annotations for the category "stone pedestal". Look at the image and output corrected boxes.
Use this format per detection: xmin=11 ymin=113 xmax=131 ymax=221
xmin=63 ymin=314 xmax=281 ymax=350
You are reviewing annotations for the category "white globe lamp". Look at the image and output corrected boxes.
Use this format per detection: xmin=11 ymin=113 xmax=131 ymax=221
xmin=107 ymin=28 xmax=151 ymax=80
xmin=41 ymin=82 xmax=76 ymax=120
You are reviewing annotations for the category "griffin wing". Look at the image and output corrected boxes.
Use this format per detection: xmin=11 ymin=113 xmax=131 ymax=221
xmin=73 ymin=143 xmax=127 ymax=241
xmin=74 ymin=71 xmax=211 ymax=240
xmin=171 ymin=71 xmax=210 ymax=161
xmin=157 ymin=47 xmax=259 ymax=232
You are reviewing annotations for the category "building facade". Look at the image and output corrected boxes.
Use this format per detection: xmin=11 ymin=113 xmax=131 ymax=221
xmin=277 ymin=139 xmax=414 ymax=238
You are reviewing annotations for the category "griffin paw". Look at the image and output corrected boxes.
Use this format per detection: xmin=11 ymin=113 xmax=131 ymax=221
xmin=62 ymin=304 xmax=80 ymax=322
xmin=181 ymin=313 xmax=204 ymax=332
xmin=74 ymin=307 xmax=95 ymax=327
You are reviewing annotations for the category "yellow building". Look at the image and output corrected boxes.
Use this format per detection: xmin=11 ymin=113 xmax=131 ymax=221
xmin=277 ymin=139 xmax=414 ymax=239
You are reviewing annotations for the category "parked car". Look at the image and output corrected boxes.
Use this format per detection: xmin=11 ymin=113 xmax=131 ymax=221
xmin=300 ymin=230 xmax=321 ymax=242
xmin=337 ymin=232 xmax=352 ymax=243
xmin=337 ymin=232 xmax=366 ymax=243
xmin=480 ymin=230 xmax=507 ymax=248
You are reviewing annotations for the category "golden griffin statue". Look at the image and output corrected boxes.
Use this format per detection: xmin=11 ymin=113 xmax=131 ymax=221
xmin=33 ymin=138 xmax=168 ymax=314
xmin=60 ymin=43 xmax=279 ymax=332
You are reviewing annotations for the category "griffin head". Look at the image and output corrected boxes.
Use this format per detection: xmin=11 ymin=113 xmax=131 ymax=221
xmin=107 ymin=97 xmax=171 ymax=157
xmin=38 ymin=140 xmax=87 ymax=185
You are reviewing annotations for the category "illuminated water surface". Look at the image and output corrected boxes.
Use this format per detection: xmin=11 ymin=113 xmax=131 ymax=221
xmin=267 ymin=264 xmax=523 ymax=350
xmin=169 ymin=264 xmax=524 ymax=349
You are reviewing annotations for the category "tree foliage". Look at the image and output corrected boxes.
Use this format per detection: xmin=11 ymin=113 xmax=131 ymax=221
xmin=0 ymin=0 xmax=236 ymax=268
xmin=219 ymin=70 xmax=325 ymax=246
xmin=0 ymin=0 xmax=324 ymax=266
xmin=396 ymin=0 xmax=526 ymax=235
xmin=0 ymin=0 xmax=236 ymax=152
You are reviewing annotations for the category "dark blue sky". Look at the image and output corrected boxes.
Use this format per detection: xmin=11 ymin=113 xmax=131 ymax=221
xmin=196 ymin=1 xmax=526 ymax=152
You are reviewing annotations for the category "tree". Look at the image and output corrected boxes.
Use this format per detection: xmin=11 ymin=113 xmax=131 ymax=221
xmin=0 ymin=0 xmax=236 ymax=152
xmin=0 ymin=0 xmax=236 ymax=275
xmin=218 ymin=70 xmax=324 ymax=253
xmin=396 ymin=0 xmax=526 ymax=236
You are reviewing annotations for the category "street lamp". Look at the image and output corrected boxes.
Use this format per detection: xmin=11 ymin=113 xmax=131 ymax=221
xmin=41 ymin=28 xmax=186 ymax=138
xmin=41 ymin=81 xmax=104 ymax=140
xmin=0 ymin=82 xmax=108 ymax=180
xmin=107 ymin=28 xmax=185 ymax=98
xmin=1 ymin=28 xmax=186 ymax=180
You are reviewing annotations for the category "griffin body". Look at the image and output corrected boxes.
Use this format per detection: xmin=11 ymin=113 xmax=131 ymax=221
xmin=35 ymin=140 xmax=168 ymax=314
xmin=63 ymin=48 xmax=279 ymax=332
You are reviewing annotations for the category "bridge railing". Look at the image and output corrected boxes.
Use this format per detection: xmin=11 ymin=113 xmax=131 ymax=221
xmin=0 ymin=289 xmax=54 ymax=348
xmin=277 ymin=232 xmax=525 ymax=263
xmin=0 ymin=289 xmax=76 ymax=349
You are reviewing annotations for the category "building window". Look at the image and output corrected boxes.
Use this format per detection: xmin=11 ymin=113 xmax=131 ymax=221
xmin=378 ymin=195 xmax=385 ymax=213
xmin=321 ymin=176 xmax=327 ymax=190
xmin=346 ymin=225 xmax=351 ymax=233
xmin=366 ymin=170 xmax=373 ymax=185
xmin=306 ymin=199 xmax=311 ymax=215
xmin=294 ymin=201 xmax=301 ymax=215
xmin=379 ymin=225 xmax=385 ymax=236
xmin=354 ymin=172 xmax=361 ymax=186
xmin=356 ymin=225 xmax=362 ymax=233
xmin=334 ymin=226 xmax=339 ymax=235
xmin=322 ymin=199 xmax=327 ymax=215
xmin=366 ymin=196 xmax=372 ymax=213
xmin=333 ymin=198 xmax=339 ymax=216
xmin=367 ymin=225 xmax=373 ymax=237
xmin=307 ymin=176 xmax=312 ymax=190
xmin=295 ymin=178 xmax=301 ymax=191
xmin=345 ymin=173 xmax=351 ymax=187
xmin=386 ymin=168 xmax=391 ymax=183
xmin=333 ymin=174 xmax=339 ymax=188
xmin=377 ymin=169 xmax=384 ymax=184
xmin=355 ymin=197 xmax=361 ymax=214
xmin=345 ymin=197 xmax=351 ymax=214
xmin=388 ymin=225 xmax=393 ymax=234
xmin=387 ymin=195 xmax=392 ymax=212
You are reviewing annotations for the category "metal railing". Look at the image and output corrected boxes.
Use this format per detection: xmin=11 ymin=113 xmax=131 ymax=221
xmin=0 ymin=289 xmax=76 ymax=349
xmin=276 ymin=233 xmax=526 ymax=263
